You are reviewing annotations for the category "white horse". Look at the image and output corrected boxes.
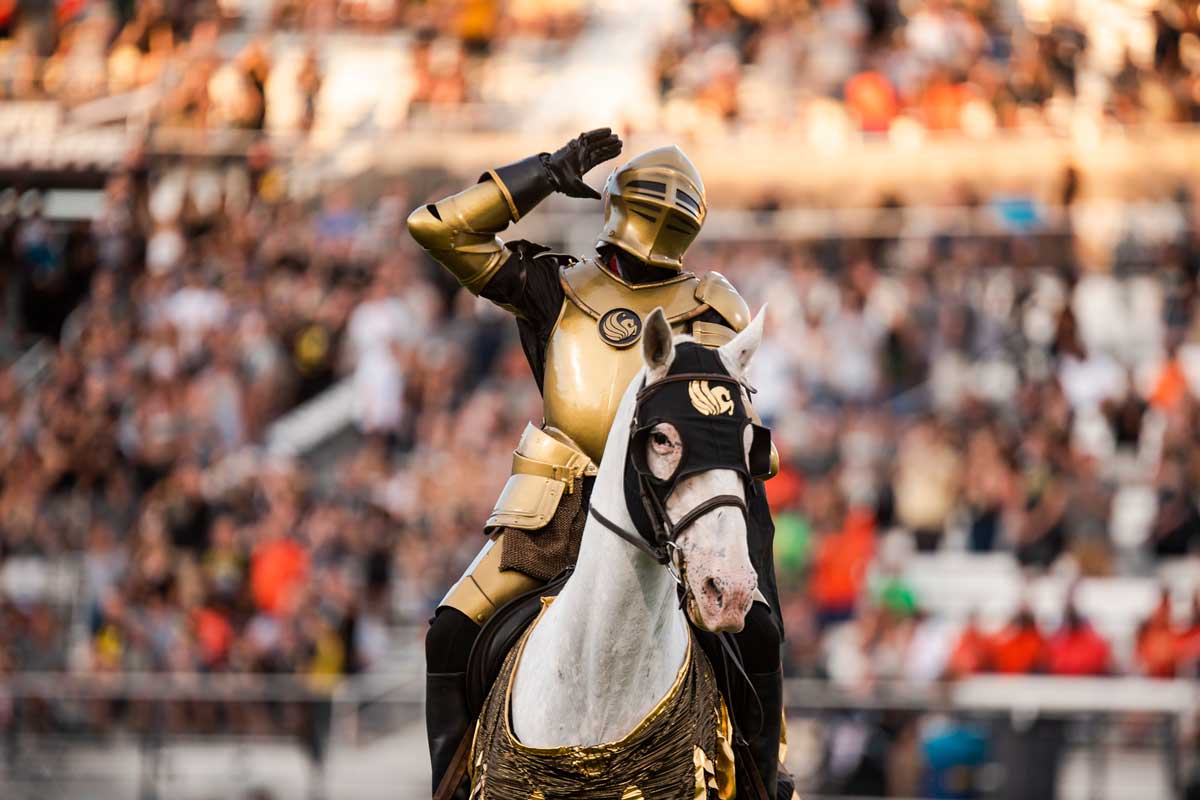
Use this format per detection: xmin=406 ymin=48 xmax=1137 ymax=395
xmin=500 ymin=306 xmax=766 ymax=777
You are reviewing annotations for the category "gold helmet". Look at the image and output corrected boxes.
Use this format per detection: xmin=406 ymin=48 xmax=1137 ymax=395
xmin=596 ymin=145 xmax=706 ymax=272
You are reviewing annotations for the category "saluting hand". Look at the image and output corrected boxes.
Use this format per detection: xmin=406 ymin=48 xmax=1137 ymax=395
xmin=542 ymin=128 xmax=623 ymax=200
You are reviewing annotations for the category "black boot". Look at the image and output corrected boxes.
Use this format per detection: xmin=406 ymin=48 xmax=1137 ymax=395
xmin=426 ymin=671 xmax=471 ymax=799
xmin=746 ymin=667 xmax=795 ymax=800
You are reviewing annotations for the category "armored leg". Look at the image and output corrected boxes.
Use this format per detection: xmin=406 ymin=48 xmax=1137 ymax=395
xmin=425 ymin=535 xmax=541 ymax=797
xmin=733 ymin=601 xmax=795 ymax=800
xmin=426 ymin=607 xmax=477 ymax=799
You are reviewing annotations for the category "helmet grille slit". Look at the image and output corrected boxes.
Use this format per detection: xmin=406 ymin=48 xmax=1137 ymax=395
xmin=630 ymin=209 xmax=658 ymax=223
xmin=627 ymin=179 xmax=668 ymax=196
xmin=676 ymin=190 xmax=701 ymax=213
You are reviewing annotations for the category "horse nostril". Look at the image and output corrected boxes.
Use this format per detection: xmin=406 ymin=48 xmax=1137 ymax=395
xmin=704 ymin=577 xmax=724 ymax=608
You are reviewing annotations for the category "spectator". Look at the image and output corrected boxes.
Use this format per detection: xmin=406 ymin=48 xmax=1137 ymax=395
xmin=1046 ymin=598 xmax=1111 ymax=676
xmin=1136 ymin=589 xmax=1179 ymax=678
xmin=945 ymin=613 xmax=991 ymax=679
xmin=894 ymin=419 xmax=961 ymax=551
xmin=989 ymin=606 xmax=1047 ymax=674
xmin=809 ymin=489 xmax=876 ymax=629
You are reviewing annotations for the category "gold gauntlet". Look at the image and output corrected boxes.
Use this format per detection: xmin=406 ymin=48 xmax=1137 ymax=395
xmin=406 ymin=180 xmax=514 ymax=295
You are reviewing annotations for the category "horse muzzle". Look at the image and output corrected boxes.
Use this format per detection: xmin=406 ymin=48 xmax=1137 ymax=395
xmin=686 ymin=572 xmax=755 ymax=633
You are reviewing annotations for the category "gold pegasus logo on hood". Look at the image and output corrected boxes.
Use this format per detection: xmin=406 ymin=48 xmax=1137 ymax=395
xmin=688 ymin=380 xmax=734 ymax=416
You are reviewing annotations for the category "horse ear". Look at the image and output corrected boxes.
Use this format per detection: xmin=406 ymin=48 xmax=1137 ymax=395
xmin=719 ymin=305 xmax=765 ymax=378
xmin=642 ymin=307 xmax=674 ymax=378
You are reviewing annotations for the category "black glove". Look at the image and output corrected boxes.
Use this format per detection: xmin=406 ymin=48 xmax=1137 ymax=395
xmin=541 ymin=128 xmax=623 ymax=200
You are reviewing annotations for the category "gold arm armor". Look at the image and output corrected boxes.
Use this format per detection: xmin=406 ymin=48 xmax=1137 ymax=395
xmin=437 ymin=536 xmax=541 ymax=624
xmin=406 ymin=180 xmax=515 ymax=296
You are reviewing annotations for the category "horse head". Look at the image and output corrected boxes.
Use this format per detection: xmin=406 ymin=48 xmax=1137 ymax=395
xmin=610 ymin=306 xmax=769 ymax=633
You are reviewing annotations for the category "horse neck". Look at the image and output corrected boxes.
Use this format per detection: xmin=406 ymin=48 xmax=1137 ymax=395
xmin=552 ymin=459 xmax=688 ymax=675
xmin=509 ymin=374 xmax=689 ymax=746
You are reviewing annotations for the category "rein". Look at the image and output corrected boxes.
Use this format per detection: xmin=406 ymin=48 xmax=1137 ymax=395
xmin=590 ymin=495 xmax=747 ymax=578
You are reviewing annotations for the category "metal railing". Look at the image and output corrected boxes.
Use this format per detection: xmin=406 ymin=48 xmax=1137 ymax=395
xmin=0 ymin=669 xmax=1193 ymax=798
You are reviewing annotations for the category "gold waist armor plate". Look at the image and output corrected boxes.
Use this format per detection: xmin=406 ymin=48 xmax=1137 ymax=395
xmin=542 ymin=258 xmax=715 ymax=464
xmin=485 ymin=424 xmax=597 ymax=532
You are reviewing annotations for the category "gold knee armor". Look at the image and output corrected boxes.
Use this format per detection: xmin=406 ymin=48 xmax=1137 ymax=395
xmin=439 ymin=536 xmax=542 ymax=625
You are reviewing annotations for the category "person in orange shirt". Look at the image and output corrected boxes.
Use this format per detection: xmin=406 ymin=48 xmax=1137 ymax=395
xmin=1175 ymin=592 xmax=1200 ymax=676
xmin=1046 ymin=600 xmax=1111 ymax=676
xmin=945 ymin=612 xmax=992 ymax=678
xmin=989 ymin=605 xmax=1047 ymax=674
xmin=250 ymin=530 xmax=309 ymax=615
xmin=919 ymin=68 xmax=973 ymax=131
xmin=1148 ymin=343 xmax=1190 ymax=412
xmin=809 ymin=504 xmax=876 ymax=629
xmin=1136 ymin=589 xmax=1178 ymax=678
xmin=845 ymin=66 xmax=899 ymax=133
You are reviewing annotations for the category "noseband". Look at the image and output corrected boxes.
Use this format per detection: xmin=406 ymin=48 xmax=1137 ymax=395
xmin=589 ymin=344 xmax=771 ymax=585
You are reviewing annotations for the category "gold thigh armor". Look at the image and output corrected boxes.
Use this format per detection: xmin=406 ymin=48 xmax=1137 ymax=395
xmin=438 ymin=535 xmax=542 ymax=625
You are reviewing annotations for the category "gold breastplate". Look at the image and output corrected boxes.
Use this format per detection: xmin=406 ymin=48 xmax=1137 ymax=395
xmin=542 ymin=259 xmax=721 ymax=463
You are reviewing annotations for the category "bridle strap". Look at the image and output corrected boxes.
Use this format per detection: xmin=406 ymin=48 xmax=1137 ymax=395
xmin=666 ymin=494 xmax=747 ymax=539
xmin=590 ymin=505 xmax=669 ymax=564
xmin=589 ymin=493 xmax=749 ymax=568
xmin=634 ymin=372 xmax=754 ymax=405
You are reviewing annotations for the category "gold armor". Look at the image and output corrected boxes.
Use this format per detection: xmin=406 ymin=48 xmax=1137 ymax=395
xmin=597 ymin=145 xmax=706 ymax=272
xmin=544 ymin=258 xmax=743 ymax=463
xmin=439 ymin=535 xmax=542 ymax=625
xmin=406 ymin=180 xmax=513 ymax=295
xmin=485 ymin=424 xmax=596 ymax=532
xmin=440 ymin=261 xmax=754 ymax=618
xmin=408 ymin=146 xmax=762 ymax=623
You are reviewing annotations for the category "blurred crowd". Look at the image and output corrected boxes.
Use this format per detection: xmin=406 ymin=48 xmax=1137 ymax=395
xmin=4 ymin=0 xmax=1200 ymax=141
xmin=0 ymin=146 xmax=542 ymax=742
xmin=658 ymin=175 xmax=1200 ymax=682
xmin=3 ymin=147 xmax=1200 ymax=701
xmin=4 ymin=161 xmax=1200 ymax=800
xmin=0 ymin=0 xmax=584 ymax=134
xmin=656 ymin=0 xmax=1200 ymax=135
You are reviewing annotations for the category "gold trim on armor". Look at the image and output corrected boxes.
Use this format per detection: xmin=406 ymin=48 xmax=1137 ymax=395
xmin=559 ymin=258 xmax=702 ymax=323
xmin=485 ymin=168 xmax=522 ymax=221
xmin=714 ymin=698 xmax=736 ymax=799
xmin=438 ymin=536 xmax=541 ymax=624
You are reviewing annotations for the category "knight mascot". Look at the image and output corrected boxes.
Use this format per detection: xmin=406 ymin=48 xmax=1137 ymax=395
xmin=409 ymin=129 xmax=792 ymax=799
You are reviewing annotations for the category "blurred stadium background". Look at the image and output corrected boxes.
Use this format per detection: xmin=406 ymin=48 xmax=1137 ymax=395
xmin=2 ymin=0 xmax=1200 ymax=798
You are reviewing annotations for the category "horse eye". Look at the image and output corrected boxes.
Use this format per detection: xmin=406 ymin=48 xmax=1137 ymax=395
xmin=651 ymin=431 xmax=671 ymax=447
